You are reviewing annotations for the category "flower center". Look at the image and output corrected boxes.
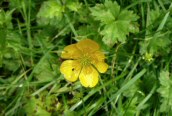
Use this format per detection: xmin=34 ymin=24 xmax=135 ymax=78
xmin=80 ymin=54 xmax=91 ymax=66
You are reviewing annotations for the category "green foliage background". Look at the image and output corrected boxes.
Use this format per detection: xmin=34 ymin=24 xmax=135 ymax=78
xmin=1 ymin=0 xmax=172 ymax=115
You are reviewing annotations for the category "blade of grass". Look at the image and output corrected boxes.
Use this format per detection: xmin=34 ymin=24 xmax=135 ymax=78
xmin=107 ymin=68 xmax=146 ymax=106
xmin=136 ymin=84 xmax=157 ymax=110
xmin=70 ymin=71 xmax=128 ymax=111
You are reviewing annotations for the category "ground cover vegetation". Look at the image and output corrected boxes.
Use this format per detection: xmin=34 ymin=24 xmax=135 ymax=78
xmin=0 ymin=0 xmax=172 ymax=115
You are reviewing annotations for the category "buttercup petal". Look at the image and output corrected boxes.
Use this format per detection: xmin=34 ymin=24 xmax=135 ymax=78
xmin=76 ymin=39 xmax=99 ymax=53
xmin=91 ymin=51 xmax=105 ymax=62
xmin=94 ymin=61 xmax=108 ymax=73
xmin=60 ymin=60 xmax=81 ymax=82
xmin=95 ymin=51 xmax=105 ymax=60
xmin=61 ymin=44 xmax=81 ymax=59
xmin=79 ymin=66 xmax=99 ymax=87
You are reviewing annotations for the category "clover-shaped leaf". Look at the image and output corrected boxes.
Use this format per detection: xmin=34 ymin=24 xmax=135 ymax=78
xmin=157 ymin=71 xmax=172 ymax=112
xmin=91 ymin=1 xmax=139 ymax=47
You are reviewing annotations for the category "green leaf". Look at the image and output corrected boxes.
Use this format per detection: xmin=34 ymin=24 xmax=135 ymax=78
xmin=157 ymin=70 xmax=172 ymax=112
xmin=33 ymin=54 xmax=58 ymax=82
xmin=139 ymin=31 xmax=171 ymax=56
xmin=91 ymin=1 xmax=139 ymax=47
xmin=66 ymin=0 xmax=81 ymax=12
xmin=0 ymin=9 xmax=13 ymax=29
xmin=37 ymin=0 xmax=64 ymax=26
xmin=0 ymin=30 xmax=21 ymax=70
xmin=37 ymin=0 xmax=80 ymax=27
xmin=123 ymin=98 xmax=138 ymax=116
xmin=35 ymin=108 xmax=51 ymax=116
xmin=90 ymin=3 xmax=115 ymax=24
xmin=159 ymin=71 xmax=170 ymax=86
xmin=149 ymin=9 xmax=161 ymax=25
xmin=6 ymin=31 xmax=22 ymax=51
xmin=24 ymin=97 xmax=38 ymax=115
xmin=104 ymin=1 xmax=120 ymax=18
xmin=149 ymin=33 xmax=171 ymax=54
xmin=101 ymin=21 xmax=129 ymax=46
xmin=140 ymin=8 xmax=172 ymax=56
xmin=24 ymin=97 xmax=51 ymax=116
xmin=64 ymin=110 xmax=77 ymax=116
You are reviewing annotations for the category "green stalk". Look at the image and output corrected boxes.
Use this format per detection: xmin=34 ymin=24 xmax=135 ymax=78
xmin=22 ymin=0 xmax=33 ymax=65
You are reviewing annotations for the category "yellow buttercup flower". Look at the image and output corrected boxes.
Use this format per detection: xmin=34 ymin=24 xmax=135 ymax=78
xmin=60 ymin=39 xmax=108 ymax=87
